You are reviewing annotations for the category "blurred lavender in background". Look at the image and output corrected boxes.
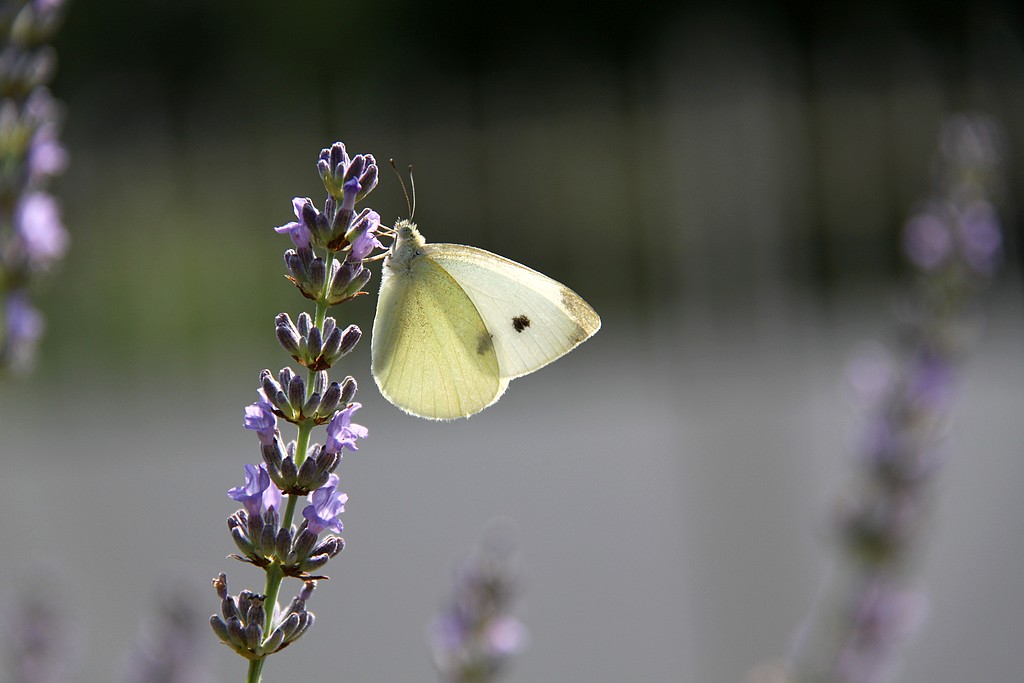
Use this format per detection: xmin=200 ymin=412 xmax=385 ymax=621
xmin=787 ymin=114 xmax=1005 ymax=683
xmin=1 ymin=586 xmax=68 ymax=683
xmin=0 ymin=0 xmax=68 ymax=373
xmin=122 ymin=589 xmax=213 ymax=683
xmin=430 ymin=524 xmax=526 ymax=683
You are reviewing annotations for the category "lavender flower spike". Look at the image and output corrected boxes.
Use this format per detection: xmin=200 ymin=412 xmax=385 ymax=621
xmin=430 ymin=527 xmax=527 ymax=683
xmin=786 ymin=114 xmax=1005 ymax=683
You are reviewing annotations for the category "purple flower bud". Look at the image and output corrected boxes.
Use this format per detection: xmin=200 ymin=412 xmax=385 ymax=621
xmin=227 ymin=464 xmax=281 ymax=516
xmin=324 ymin=403 xmax=367 ymax=454
xmin=301 ymin=474 xmax=348 ymax=535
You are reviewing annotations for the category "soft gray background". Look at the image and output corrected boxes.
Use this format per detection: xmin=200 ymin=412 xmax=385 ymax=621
xmin=1 ymin=295 xmax=1021 ymax=682
xmin=3 ymin=0 xmax=1024 ymax=681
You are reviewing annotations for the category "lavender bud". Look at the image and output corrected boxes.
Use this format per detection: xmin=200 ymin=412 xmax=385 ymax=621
xmin=275 ymin=316 xmax=301 ymax=357
xmin=328 ymin=265 xmax=371 ymax=305
xmin=316 ymin=382 xmax=342 ymax=419
xmin=296 ymin=452 xmax=320 ymax=484
xmin=302 ymin=391 xmax=322 ymax=418
xmin=320 ymin=325 xmax=343 ymax=360
xmin=290 ymin=528 xmax=319 ymax=564
xmin=280 ymin=455 xmax=298 ymax=484
xmin=357 ymin=160 xmax=379 ymax=201
xmin=314 ymin=536 xmax=344 ymax=559
xmin=306 ymin=325 xmax=323 ymax=358
xmin=275 ymin=527 xmax=292 ymax=560
xmin=225 ymin=618 xmax=246 ymax=647
xmin=213 ymin=573 xmax=229 ymax=601
xmin=277 ymin=613 xmax=302 ymax=640
xmin=287 ymin=375 xmax=305 ymax=415
xmin=339 ymin=376 xmax=357 ymax=404
xmin=259 ymin=524 xmax=276 ymax=555
xmin=299 ymin=554 xmax=329 ymax=573
xmin=210 ymin=615 xmax=230 ymax=644
xmin=244 ymin=620 xmax=262 ymax=651
xmin=322 ymin=316 xmax=337 ymax=338
xmin=262 ymin=627 xmax=285 ymax=654
xmin=246 ymin=510 xmax=264 ymax=541
xmin=338 ymin=324 xmax=361 ymax=356
xmin=296 ymin=312 xmax=312 ymax=337
xmin=261 ymin=440 xmax=284 ymax=472
xmin=230 ymin=526 xmax=253 ymax=556
xmin=260 ymin=370 xmax=282 ymax=404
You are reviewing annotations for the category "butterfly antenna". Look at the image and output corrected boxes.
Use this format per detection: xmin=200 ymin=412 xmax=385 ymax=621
xmin=407 ymin=165 xmax=416 ymax=220
xmin=389 ymin=158 xmax=415 ymax=219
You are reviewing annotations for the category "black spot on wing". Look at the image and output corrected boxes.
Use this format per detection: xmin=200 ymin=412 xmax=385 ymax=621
xmin=477 ymin=332 xmax=494 ymax=355
xmin=511 ymin=315 xmax=531 ymax=333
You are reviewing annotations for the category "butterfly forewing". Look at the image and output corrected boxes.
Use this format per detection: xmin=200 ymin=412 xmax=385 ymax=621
xmin=371 ymin=251 xmax=507 ymax=420
xmin=426 ymin=243 xmax=601 ymax=380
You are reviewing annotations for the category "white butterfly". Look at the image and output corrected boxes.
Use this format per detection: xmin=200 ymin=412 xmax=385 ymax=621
xmin=371 ymin=220 xmax=601 ymax=419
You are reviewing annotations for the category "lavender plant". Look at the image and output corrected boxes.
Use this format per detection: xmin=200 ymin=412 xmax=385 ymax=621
xmin=787 ymin=114 xmax=1004 ymax=683
xmin=0 ymin=0 xmax=68 ymax=373
xmin=210 ymin=142 xmax=381 ymax=683
xmin=429 ymin=528 xmax=527 ymax=683
xmin=123 ymin=590 xmax=213 ymax=683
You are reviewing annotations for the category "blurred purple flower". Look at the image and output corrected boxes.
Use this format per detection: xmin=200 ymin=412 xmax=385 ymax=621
xmin=28 ymin=123 xmax=67 ymax=183
xmin=302 ymin=474 xmax=347 ymax=535
xmin=15 ymin=191 xmax=68 ymax=267
xmin=902 ymin=211 xmax=951 ymax=271
xmin=958 ymin=201 xmax=1002 ymax=275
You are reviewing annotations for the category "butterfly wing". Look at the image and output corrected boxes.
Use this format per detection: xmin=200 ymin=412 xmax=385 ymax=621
xmin=371 ymin=249 xmax=509 ymax=420
xmin=426 ymin=243 xmax=601 ymax=380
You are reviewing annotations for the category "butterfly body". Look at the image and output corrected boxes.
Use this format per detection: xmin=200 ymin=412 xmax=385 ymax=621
xmin=371 ymin=220 xmax=600 ymax=420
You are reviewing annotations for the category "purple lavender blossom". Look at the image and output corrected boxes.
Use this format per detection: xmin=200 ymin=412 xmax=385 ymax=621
xmin=324 ymin=402 xmax=367 ymax=453
xmin=347 ymin=210 xmax=383 ymax=262
xmin=301 ymin=474 xmax=347 ymax=535
xmin=243 ymin=395 xmax=278 ymax=445
xmin=227 ymin=464 xmax=281 ymax=516
xmin=273 ymin=197 xmax=313 ymax=250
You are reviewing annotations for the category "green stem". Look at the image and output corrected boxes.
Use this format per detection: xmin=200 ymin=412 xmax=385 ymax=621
xmin=247 ymin=658 xmax=265 ymax=683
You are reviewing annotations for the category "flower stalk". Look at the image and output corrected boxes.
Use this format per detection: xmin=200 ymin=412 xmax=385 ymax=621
xmin=210 ymin=143 xmax=381 ymax=682
xmin=787 ymin=114 xmax=1004 ymax=683
xmin=0 ymin=0 xmax=69 ymax=374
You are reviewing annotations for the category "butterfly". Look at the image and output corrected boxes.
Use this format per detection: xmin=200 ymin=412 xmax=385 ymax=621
xmin=371 ymin=219 xmax=600 ymax=419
